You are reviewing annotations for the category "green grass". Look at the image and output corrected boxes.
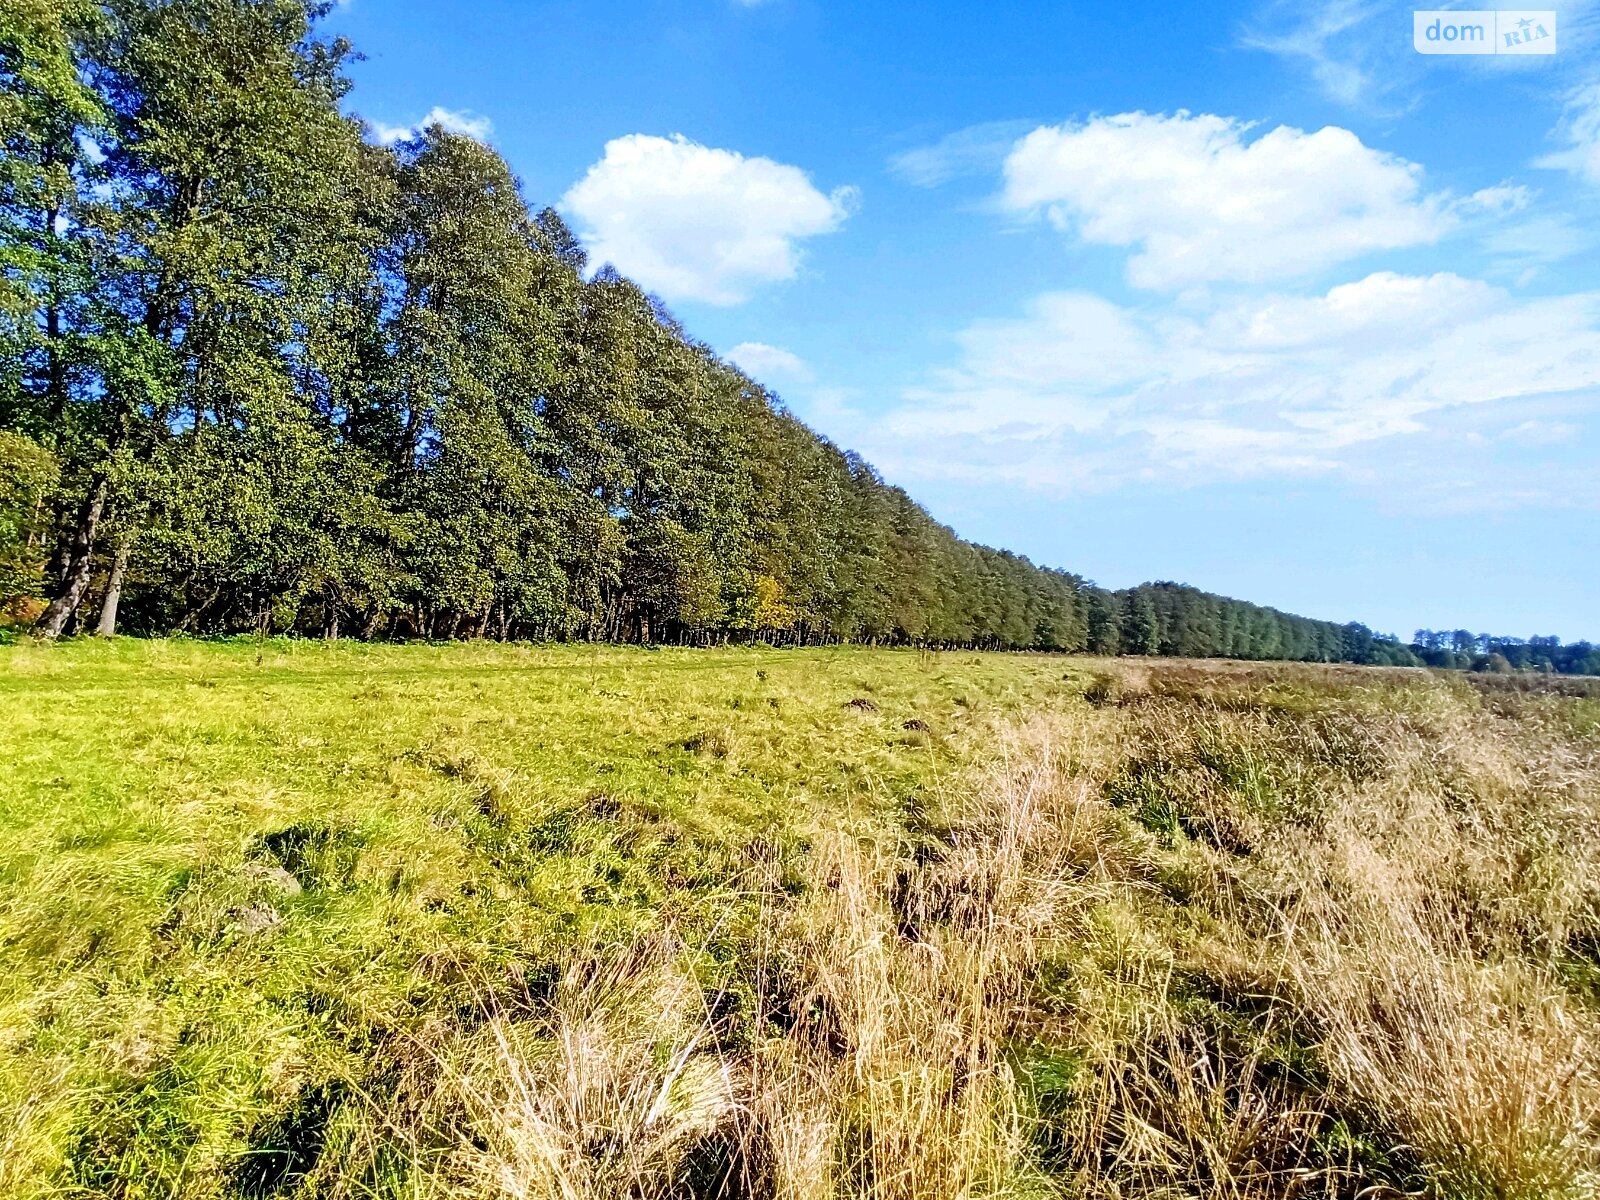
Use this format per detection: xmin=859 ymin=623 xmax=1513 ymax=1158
xmin=0 ymin=638 xmax=1084 ymax=1197
xmin=6 ymin=645 xmax=1597 ymax=1200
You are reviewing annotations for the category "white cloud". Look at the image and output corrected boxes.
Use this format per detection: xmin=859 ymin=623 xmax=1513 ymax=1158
xmin=1001 ymin=112 xmax=1453 ymax=291
xmin=1241 ymin=0 xmax=1600 ymax=109
xmin=1536 ymin=82 xmax=1600 ymax=187
xmin=863 ymin=272 xmax=1600 ymax=497
xmin=560 ymin=134 xmax=856 ymax=306
xmin=1502 ymin=419 xmax=1580 ymax=446
xmin=1240 ymin=0 xmax=1392 ymax=107
xmin=726 ymin=342 xmax=812 ymax=382
xmin=888 ymin=120 xmax=1036 ymax=187
xmin=1483 ymin=215 xmax=1596 ymax=276
xmin=372 ymin=107 xmax=493 ymax=146
xmin=1460 ymin=184 xmax=1533 ymax=216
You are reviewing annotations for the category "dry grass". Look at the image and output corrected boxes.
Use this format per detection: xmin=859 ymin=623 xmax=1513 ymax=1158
xmin=360 ymin=722 xmax=1094 ymax=1200
xmin=453 ymin=944 xmax=741 ymax=1199
xmin=1087 ymin=660 xmax=1600 ymax=1200
xmin=6 ymin=646 xmax=1598 ymax=1198
xmin=380 ymin=660 xmax=1600 ymax=1200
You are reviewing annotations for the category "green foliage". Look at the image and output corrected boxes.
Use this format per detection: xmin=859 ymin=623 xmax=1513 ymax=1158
xmin=1113 ymin=581 xmax=1425 ymax=668
xmin=0 ymin=427 xmax=56 ymax=607
xmin=1412 ymin=631 xmax=1599 ymax=677
xmin=0 ymin=0 xmax=105 ymax=326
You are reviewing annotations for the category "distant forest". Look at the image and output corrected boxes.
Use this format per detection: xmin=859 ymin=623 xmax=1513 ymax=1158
xmin=2 ymin=1 xmax=1593 ymax=675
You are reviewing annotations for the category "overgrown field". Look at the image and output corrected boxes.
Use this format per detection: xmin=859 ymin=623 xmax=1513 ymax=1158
xmin=2 ymin=643 xmax=1597 ymax=1199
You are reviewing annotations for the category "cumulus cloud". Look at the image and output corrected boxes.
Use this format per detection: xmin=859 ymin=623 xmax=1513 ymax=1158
xmin=1001 ymin=112 xmax=1452 ymax=291
xmin=726 ymin=342 xmax=812 ymax=382
xmin=371 ymin=106 xmax=493 ymax=146
xmin=864 ymin=272 xmax=1600 ymax=496
xmin=561 ymin=134 xmax=856 ymax=306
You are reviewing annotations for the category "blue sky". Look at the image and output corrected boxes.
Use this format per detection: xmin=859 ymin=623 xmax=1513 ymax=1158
xmin=327 ymin=0 xmax=1600 ymax=640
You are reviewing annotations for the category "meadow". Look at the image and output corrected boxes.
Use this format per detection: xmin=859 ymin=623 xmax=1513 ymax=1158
xmin=1 ymin=641 xmax=1597 ymax=1199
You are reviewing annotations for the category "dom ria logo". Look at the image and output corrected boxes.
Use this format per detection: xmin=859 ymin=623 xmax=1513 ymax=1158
xmin=1414 ymin=10 xmax=1557 ymax=54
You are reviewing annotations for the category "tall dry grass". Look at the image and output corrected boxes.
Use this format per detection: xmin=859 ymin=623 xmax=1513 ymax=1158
xmin=336 ymin=662 xmax=1600 ymax=1200
xmin=451 ymin=943 xmax=741 ymax=1199
xmin=743 ymin=740 xmax=1085 ymax=1200
xmin=367 ymin=723 xmax=1100 ymax=1200
xmin=1103 ymin=662 xmax=1600 ymax=1200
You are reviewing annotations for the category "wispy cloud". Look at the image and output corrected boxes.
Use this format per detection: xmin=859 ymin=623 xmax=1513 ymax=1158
xmin=888 ymin=120 xmax=1036 ymax=187
xmin=726 ymin=342 xmax=812 ymax=382
xmin=1482 ymin=213 xmax=1596 ymax=278
xmin=1245 ymin=0 xmax=1600 ymax=109
xmin=1502 ymin=419 xmax=1581 ymax=446
xmin=1536 ymin=81 xmax=1600 ymax=187
xmin=852 ymin=272 xmax=1600 ymax=506
xmin=1240 ymin=0 xmax=1393 ymax=107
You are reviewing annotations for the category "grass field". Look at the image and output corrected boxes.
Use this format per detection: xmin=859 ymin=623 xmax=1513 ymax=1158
xmin=2 ymin=641 xmax=1597 ymax=1199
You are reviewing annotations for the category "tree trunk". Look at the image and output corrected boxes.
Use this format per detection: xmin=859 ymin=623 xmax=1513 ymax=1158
xmin=177 ymin=585 xmax=222 ymax=633
xmin=36 ymin=478 xmax=108 ymax=639
xmin=95 ymin=535 xmax=133 ymax=637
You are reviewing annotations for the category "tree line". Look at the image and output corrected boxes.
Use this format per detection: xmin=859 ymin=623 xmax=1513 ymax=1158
xmin=1410 ymin=631 xmax=1600 ymax=677
xmin=1 ymin=0 xmax=1591 ymax=675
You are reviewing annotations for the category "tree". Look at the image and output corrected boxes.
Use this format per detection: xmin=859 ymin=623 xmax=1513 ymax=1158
xmin=1 ymin=1 xmax=1586 ymax=668
xmin=1124 ymin=588 xmax=1160 ymax=656
xmin=1086 ymin=588 xmax=1122 ymax=655
xmin=0 ymin=428 xmax=57 ymax=612
xmin=16 ymin=0 xmax=380 ymax=636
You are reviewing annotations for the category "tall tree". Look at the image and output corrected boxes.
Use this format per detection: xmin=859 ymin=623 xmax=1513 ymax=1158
xmin=1 ymin=3 xmax=1583 ymax=673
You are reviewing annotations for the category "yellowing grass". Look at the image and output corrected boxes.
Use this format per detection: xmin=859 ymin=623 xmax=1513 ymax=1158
xmin=1 ymin=643 xmax=1597 ymax=1199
